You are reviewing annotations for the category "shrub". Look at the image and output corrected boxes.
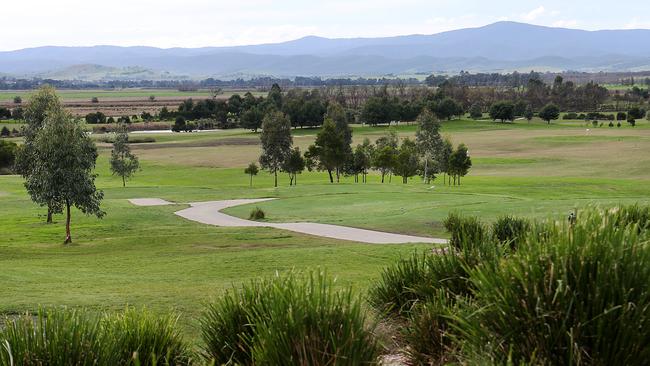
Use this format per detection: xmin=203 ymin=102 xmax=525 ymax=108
xmin=0 ymin=140 xmax=17 ymax=172
xmin=608 ymin=121 xmax=614 ymax=127
xmin=617 ymin=121 xmax=622 ymax=127
xmin=0 ymin=308 xmax=106 ymax=365
xmin=249 ymin=207 xmax=265 ymax=220
xmin=592 ymin=120 xmax=598 ymax=127
xmin=200 ymin=271 xmax=379 ymax=365
xmin=456 ymin=208 xmax=650 ymax=365
xmin=103 ymin=308 xmax=191 ymax=365
xmin=562 ymin=112 xmax=578 ymax=120
xmin=91 ymin=97 xmax=99 ymax=103
xmin=0 ymin=307 xmax=190 ymax=365
xmin=403 ymin=291 xmax=468 ymax=365
xmin=617 ymin=111 xmax=627 ymax=120
xmin=0 ymin=126 xmax=9 ymax=137
xmin=443 ymin=212 xmax=486 ymax=250
xmin=628 ymin=117 xmax=636 ymax=126
xmin=491 ymin=215 xmax=530 ymax=249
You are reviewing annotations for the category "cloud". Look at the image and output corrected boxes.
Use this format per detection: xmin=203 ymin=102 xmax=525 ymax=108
xmin=521 ymin=6 xmax=545 ymax=21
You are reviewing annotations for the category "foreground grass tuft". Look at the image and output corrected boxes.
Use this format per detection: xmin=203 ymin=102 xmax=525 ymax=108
xmin=200 ymin=271 xmax=379 ymax=365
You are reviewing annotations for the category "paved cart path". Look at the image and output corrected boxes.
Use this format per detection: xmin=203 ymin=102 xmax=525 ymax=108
xmin=130 ymin=198 xmax=447 ymax=244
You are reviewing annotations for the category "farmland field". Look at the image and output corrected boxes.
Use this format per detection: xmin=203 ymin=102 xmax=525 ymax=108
xmin=2 ymin=117 xmax=650 ymax=338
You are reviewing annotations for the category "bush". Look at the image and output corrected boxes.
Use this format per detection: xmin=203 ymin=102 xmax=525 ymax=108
xmin=91 ymin=97 xmax=99 ymax=103
xmin=403 ymin=292 xmax=466 ymax=365
xmin=491 ymin=215 xmax=530 ymax=249
xmin=592 ymin=120 xmax=599 ymax=127
xmin=0 ymin=126 xmax=9 ymax=137
xmin=0 ymin=140 xmax=17 ymax=172
xmin=200 ymin=271 xmax=379 ymax=365
xmin=617 ymin=111 xmax=627 ymax=120
xmin=249 ymin=207 xmax=265 ymax=220
xmin=562 ymin=112 xmax=578 ymax=120
xmin=0 ymin=307 xmax=190 ymax=365
xmin=443 ymin=212 xmax=486 ymax=250
xmin=609 ymin=121 xmax=614 ymax=127
xmin=456 ymin=208 xmax=650 ymax=365
xmin=104 ymin=308 xmax=191 ymax=365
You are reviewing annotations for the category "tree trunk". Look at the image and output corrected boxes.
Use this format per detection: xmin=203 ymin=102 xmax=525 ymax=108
xmin=47 ymin=206 xmax=53 ymax=223
xmin=336 ymin=168 xmax=340 ymax=183
xmin=122 ymin=175 xmax=126 ymax=187
xmin=249 ymin=174 xmax=253 ymax=187
xmin=423 ymin=158 xmax=428 ymax=183
xmin=64 ymin=201 xmax=72 ymax=244
xmin=328 ymin=170 xmax=333 ymax=183
xmin=389 ymin=173 xmax=392 ymax=183
xmin=295 ymin=174 xmax=297 ymax=185
xmin=381 ymin=172 xmax=385 ymax=183
xmin=274 ymin=169 xmax=278 ymax=187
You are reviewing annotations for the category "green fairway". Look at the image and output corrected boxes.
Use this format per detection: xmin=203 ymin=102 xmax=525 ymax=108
xmin=2 ymin=117 xmax=650 ymax=338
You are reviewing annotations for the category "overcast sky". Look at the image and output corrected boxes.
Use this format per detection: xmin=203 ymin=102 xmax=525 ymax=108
xmin=4 ymin=0 xmax=650 ymax=51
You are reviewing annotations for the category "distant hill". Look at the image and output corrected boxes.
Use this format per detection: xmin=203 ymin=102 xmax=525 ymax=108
xmin=33 ymin=64 xmax=189 ymax=81
xmin=2 ymin=22 xmax=650 ymax=79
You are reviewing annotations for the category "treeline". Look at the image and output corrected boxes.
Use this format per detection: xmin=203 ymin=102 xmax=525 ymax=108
xmin=252 ymin=105 xmax=471 ymax=187
xmin=5 ymin=70 xmax=650 ymax=91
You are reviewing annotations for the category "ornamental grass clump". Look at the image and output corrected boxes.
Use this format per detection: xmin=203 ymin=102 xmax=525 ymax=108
xmin=200 ymin=271 xmax=379 ymax=365
xmin=456 ymin=208 xmax=650 ymax=365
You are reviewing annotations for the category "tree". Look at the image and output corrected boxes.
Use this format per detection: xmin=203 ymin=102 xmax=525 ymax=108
xmin=283 ymin=147 xmax=305 ymax=185
xmin=539 ymin=103 xmax=560 ymax=124
xmin=433 ymin=98 xmax=463 ymax=120
xmin=449 ymin=143 xmax=472 ymax=185
xmin=259 ymin=111 xmax=292 ymax=187
xmin=13 ymin=96 xmax=22 ymax=104
xmin=0 ymin=126 xmax=9 ymax=137
xmin=15 ymin=85 xmax=64 ymax=223
xmin=26 ymin=109 xmax=104 ymax=243
xmin=438 ymin=138 xmax=453 ymax=185
xmin=244 ymin=162 xmax=259 ymax=187
xmin=109 ymin=124 xmax=140 ymax=187
xmin=267 ymin=83 xmax=283 ymax=110
xmin=172 ymin=116 xmax=187 ymax=132
xmin=393 ymin=138 xmax=419 ymax=183
xmin=372 ymin=130 xmax=399 ymax=183
xmin=149 ymin=95 xmax=156 ymax=102
xmin=0 ymin=140 xmax=17 ymax=171
xmin=304 ymin=117 xmax=352 ymax=183
xmin=415 ymin=109 xmax=442 ymax=183
xmin=628 ymin=107 xmax=646 ymax=120
xmin=91 ymin=97 xmax=99 ymax=103
xmin=350 ymin=139 xmax=374 ymax=183
xmin=489 ymin=101 xmax=515 ymax=123
xmin=360 ymin=96 xmax=397 ymax=125
xmin=469 ymin=103 xmax=482 ymax=119
xmin=240 ymin=107 xmax=264 ymax=132
xmin=524 ymin=105 xmax=534 ymax=123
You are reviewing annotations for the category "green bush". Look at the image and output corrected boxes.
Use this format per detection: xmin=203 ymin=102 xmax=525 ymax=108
xmin=402 ymin=291 xmax=461 ymax=365
xmin=456 ymin=208 xmax=650 ymax=364
xmin=200 ymin=271 xmax=379 ymax=365
xmin=0 ymin=308 xmax=190 ymax=366
xmin=491 ymin=215 xmax=530 ymax=249
xmin=104 ymin=308 xmax=191 ymax=365
xmin=443 ymin=212 xmax=486 ymax=250
xmin=249 ymin=207 xmax=265 ymax=220
xmin=0 ymin=308 xmax=106 ymax=366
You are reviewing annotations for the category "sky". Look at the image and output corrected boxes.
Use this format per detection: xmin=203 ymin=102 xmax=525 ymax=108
xmin=3 ymin=0 xmax=650 ymax=51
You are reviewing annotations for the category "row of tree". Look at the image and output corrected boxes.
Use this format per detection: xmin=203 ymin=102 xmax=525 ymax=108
xmin=255 ymin=105 xmax=472 ymax=187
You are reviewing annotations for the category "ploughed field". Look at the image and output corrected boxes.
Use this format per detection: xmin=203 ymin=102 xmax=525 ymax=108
xmin=1 ymin=117 xmax=649 ymax=337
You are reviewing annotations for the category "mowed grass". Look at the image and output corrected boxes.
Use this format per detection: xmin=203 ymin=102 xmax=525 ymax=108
xmin=2 ymin=117 xmax=650 ymax=338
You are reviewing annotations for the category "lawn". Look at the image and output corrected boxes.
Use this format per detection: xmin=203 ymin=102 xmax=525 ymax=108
xmin=2 ymin=117 xmax=650 ymax=338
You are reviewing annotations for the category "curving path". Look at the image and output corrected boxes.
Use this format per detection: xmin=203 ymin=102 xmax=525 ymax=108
xmin=177 ymin=199 xmax=446 ymax=244
xmin=130 ymin=198 xmax=446 ymax=244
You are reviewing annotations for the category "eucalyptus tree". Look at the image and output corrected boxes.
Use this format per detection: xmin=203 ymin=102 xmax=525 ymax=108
xmin=415 ymin=109 xmax=442 ymax=184
xmin=259 ymin=111 xmax=292 ymax=187
xmin=15 ymin=85 xmax=64 ymax=223
xmin=109 ymin=124 xmax=140 ymax=187
xmin=26 ymin=109 xmax=104 ymax=244
xmin=244 ymin=162 xmax=259 ymax=187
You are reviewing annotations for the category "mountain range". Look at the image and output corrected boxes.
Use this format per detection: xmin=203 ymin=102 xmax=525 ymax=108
xmin=2 ymin=21 xmax=650 ymax=80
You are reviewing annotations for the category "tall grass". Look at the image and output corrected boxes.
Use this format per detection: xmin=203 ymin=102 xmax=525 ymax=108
xmin=491 ymin=215 xmax=530 ymax=249
xmin=200 ymin=271 xmax=379 ymax=365
xmin=0 ymin=308 xmax=191 ymax=366
xmin=443 ymin=213 xmax=486 ymax=250
xmin=456 ymin=208 xmax=650 ymax=364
